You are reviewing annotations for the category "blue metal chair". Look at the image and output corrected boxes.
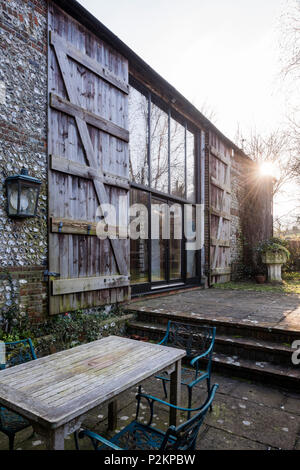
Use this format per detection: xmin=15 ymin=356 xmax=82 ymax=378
xmin=77 ymin=383 xmax=218 ymax=451
xmin=156 ymin=321 xmax=216 ymax=417
xmin=0 ymin=339 xmax=37 ymax=450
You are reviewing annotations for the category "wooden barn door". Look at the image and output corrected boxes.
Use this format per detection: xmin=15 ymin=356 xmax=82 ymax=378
xmin=209 ymin=136 xmax=232 ymax=285
xmin=48 ymin=4 xmax=130 ymax=314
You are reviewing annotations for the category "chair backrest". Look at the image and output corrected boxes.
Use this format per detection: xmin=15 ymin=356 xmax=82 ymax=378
xmin=0 ymin=339 xmax=37 ymax=370
xmin=164 ymin=321 xmax=215 ymax=358
xmin=161 ymin=383 xmax=218 ymax=451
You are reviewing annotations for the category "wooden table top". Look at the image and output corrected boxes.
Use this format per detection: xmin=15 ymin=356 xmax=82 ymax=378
xmin=0 ymin=336 xmax=185 ymax=429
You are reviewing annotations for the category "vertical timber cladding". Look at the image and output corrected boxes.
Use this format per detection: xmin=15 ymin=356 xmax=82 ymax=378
xmin=48 ymin=3 xmax=130 ymax=314
xmin=208 ymin=132 xmax=232 ymax=285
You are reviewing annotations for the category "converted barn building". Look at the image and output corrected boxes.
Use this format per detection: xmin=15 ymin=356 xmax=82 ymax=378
xmin=0 ymin=0 xmax=273 ymax=319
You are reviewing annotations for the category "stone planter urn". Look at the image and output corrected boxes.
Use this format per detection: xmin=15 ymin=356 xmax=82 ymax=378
xmin=261 ymin=250 xmax=288 ymax=283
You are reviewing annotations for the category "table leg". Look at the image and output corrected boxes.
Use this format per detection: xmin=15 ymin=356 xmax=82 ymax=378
xmin=108 ymin=399 xmax=118 ymax=431
xmin=45 ymin=428 xmax=65 ymax=450
xmin=169 ymin=359 xmax=181 ymax=427
xmin=33 ymin=416 xmax=84 ymax=450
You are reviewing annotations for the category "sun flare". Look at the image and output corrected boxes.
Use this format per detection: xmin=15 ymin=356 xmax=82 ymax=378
xmin=259 ymin=162 xmax=277 ymax=177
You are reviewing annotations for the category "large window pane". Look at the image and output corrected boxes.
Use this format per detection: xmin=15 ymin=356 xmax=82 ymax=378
xmin=186 ymin=205 xmax=197 ymax=278
xmin=170 ymin=118 xmax=185 ymax=198
xmin=129 ymin=87 xmax=149 ymax=185
xmin=187 ymin=130 xmax=196 ymax=202
xmin=130 ymin=189 xmax=149 ymax=284
xmin=169 ymin=204 xmax=182 ymax=280
xmin=150 ymin=102 xmax=169 ymax=193
xmin=151 ymin=199 xmax=167 ymax=282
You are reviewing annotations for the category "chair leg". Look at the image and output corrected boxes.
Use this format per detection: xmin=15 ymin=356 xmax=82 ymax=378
xmin=162 ymin=379 xmax=168 ymax=399
xmin=187 ymin=387 xmax=192 ymax=420
xmin=8 ymin=434 xmax=15 ymax=451
xmin=206 ymin=378 xmax=213 ymax=412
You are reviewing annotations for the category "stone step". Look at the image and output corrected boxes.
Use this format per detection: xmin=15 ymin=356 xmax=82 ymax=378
xmin=126 ymin=319 xmax=300 ymax=390
xmin=126 ymin=306 xmax=300 ymax=345
xmin=209 ymin=352 xmax=300 ymax=391
xmin=127 ymin=320 xmax=294 ymax=366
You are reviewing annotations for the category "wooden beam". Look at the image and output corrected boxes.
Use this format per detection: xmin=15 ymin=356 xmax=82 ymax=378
xmin=210 ymin=176 xmax=231 ymax=194
xmin=50 ymin=31 xmax=129 ymax=95
xmin=50 ymin=93 xmax=129 ymax=143
xmin=52 ymin=275 xmax=129 ymax=296
xmin=210 ymin=206 xmax=231 ymax=221
xmin=210 ymin=145 xmax=231 ymax=166
xmin=50 ymin=155 xmax=130 ymax=190
xmin=51 ymin=217 xmax=128 ymax=238
xmin=210 ymin=267 xmax=231 ymax=276
xmin=210 ymin=159 xmax=231 ymax=271
xmin=211 ymin=238 xmax=230 ymax=248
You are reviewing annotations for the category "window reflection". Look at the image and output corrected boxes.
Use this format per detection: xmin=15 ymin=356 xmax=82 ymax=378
xmin=187 ymin=130 xmax=195 ymax=202
xmin=169 ymin=204 xmax=182 ymax=280
xmin=129 ymin=87 xmax=149 ymax=185
xmin=151 ymin=199 xmax=167 ymax=282
xmin=150 ymin=102 xmax=169 ymax=193
xmin=128 ymin=84 xmax=196 ymax=204
xmin=130 ymin=189 xmax=149 ymax=284
xmin=170 ymin=118 xmax=185 ymax=198
xmin=186 ymin=205 xmax=197 ymax=278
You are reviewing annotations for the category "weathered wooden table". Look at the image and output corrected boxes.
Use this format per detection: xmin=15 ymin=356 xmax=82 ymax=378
xmin=0 ymin=336 xmax=185 ymax=450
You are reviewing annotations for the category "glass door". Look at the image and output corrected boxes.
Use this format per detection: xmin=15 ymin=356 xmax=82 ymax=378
xmin=169 ymin=204 xmax=183 ymax=281
xmin=151 ymin=198 xmax=167 ymax=283
xmin=151 ymin=197 xmax=183 ymax=287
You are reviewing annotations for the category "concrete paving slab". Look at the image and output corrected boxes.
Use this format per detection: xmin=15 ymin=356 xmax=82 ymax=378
xmin=204 ymin=393 xmax=299 ymax=449
xmin=197 ymin=426 xmax=267 ymax=450
xmin=229 ymin=381 xmax=286 ymax=408
xmin=281 ymin=393 xmax=300 ymax=415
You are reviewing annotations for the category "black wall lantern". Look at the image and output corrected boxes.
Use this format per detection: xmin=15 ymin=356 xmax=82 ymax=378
xmin=5 ymin=168 xmax=42 ymax=218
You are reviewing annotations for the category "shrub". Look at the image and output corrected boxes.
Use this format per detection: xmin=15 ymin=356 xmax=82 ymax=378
xmin=284 ymin=239 xmax=300 ymax=272
xmin=256 ymin=237 xmax=290 ymax=258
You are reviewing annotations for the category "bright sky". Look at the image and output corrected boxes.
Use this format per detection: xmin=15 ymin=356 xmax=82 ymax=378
xmin=78 ymin=0 xmax=298 ymax=225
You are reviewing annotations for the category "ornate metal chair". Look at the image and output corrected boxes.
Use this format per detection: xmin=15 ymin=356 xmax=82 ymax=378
xmin=156 ymin=321 xmax=216 ymax=417
xmin=77 ymin=383 xmax=218 ymax=451
xmin=0 ymin=339 xmax=37 ymax=450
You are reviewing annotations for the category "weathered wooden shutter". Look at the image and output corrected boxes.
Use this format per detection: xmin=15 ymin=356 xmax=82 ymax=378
xmin=48 ymin=4 xmax=130 ymax=314
xmin=209 ymin=136 xmax=232 ymax=285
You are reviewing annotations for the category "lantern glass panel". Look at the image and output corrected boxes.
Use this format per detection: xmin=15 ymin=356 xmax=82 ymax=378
xmin=19 ymin=183 xmax=39 ymax=216
xmin=7 ymin=182 xmax=19 ymax=216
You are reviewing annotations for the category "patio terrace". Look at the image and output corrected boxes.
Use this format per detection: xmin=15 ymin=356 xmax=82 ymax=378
xmin=128 ymin=287 xmax=300 ymax=332
xmin=1 ymin=370 xmax=299 ymax=450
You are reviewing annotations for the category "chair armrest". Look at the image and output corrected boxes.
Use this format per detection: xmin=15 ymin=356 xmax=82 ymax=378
xmin=190 ymin=340 xmax=215 ymax=366
xmin=27 ymin=338 xmax=37 ymax=360
xmin=139 ymin=383 xmax=219 ymax=414
xmin=79 ymin=429 xmax=122 ymax=450
xmin=158 ymin=321 xmax=171 ymax=345
xmin=138 ymin=392 xmax=195 ymax=412
xmin=158 ymin=334 xmax=168 ymax=345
